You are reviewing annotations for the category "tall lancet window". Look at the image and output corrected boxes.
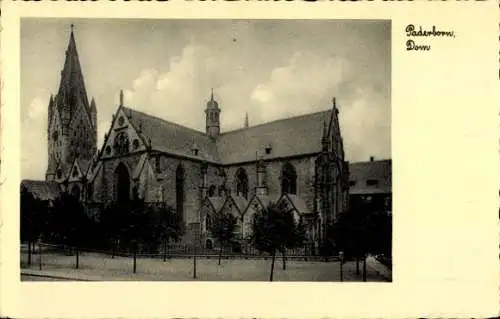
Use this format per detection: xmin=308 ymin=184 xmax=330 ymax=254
xmin=113 ymin=132 xmax=130 ymax=156
xmin=176 ymin=164 xmax=185 ymax=215
xmin=115 ymin=162 xmax=131 ymax=202
xmin=235 ymin=168 xmax=249 ymax=199
xmin=281 ymin=162 xmax=297 ymax=195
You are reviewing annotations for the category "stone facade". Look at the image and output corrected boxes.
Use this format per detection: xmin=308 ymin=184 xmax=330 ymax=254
xmin=28 ymin=27 xmax=350 ymax=250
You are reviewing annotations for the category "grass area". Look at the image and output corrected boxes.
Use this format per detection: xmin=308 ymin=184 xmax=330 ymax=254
xmin=20 ymin=250 xmax=388 ymax=282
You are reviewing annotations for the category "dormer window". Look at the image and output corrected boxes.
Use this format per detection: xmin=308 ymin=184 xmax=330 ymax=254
xmin=56 ymin=169 xmax=62 ymax=179
xmin=265 ymin=144 xmax=272 ymax=154
xmin=191 ymin=142 xmax=200 ymax=156
xmin=118 ymin=116 xmax=125 ymax=126
xmin=72 ymin=168 xmax=78 ymax=177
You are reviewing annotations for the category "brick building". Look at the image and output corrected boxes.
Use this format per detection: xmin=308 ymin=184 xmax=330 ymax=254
xmin=22 ymin=27 xmax=349 ymax=250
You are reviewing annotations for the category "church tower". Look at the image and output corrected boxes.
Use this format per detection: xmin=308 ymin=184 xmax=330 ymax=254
xmin=46 ymin=25 xmax=97 ymax=181
xmin=205 ymin=89 xmax=220 ymax=138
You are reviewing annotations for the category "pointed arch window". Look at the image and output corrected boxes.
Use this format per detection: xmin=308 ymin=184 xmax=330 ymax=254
xmin=218 ymin=185 xmax=227 ymax=196
xmin=208 ymin=185 xmax=216 ymax=197
xmin=235 ymin=168 xmax=249 ymax=199
xmin=86 ymin=183 xmax=93 ymax=201
xmin=176 ymin=164 xmax=185 ymax=215
xmin=113 ymin=132 xmax=130 ymax=156
xmin=115 ymin=162 xmax=131 ymax=202
xmin=281 ymin=162 xmax=297 ymax=195
xmin=71 ymin=185 xmax=81 ymax=200
xmin=206 ymin=213 xmax=212 ymax=232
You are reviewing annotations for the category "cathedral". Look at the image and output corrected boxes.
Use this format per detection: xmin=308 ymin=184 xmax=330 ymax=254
xmin=23 ymin=27 xmax=350 ymax=250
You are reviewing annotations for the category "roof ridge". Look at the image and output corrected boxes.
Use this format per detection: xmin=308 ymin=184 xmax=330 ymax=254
xmin=220 ymin=109 xmax=332 ymax=136
xmin=122 ymin=106 xmax=208 ymax=137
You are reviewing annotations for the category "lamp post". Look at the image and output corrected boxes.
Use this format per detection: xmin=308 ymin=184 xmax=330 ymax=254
xmin=38 ymin=236 xmax=43 ymax=271
xmin=130 ymin=223 xmax=137 ymax=274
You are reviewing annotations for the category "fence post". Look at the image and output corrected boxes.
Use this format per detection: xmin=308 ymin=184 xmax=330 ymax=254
xmin=76 ymin=246 xmax=79 ymax=269
xmin=163 ymin=238 xmax=167 ymax=262
xmin=27 ymin=240 xmax=32 ymax=266
xmin=133 ymin=247 xmax=137 ymax=274
xmin=362 ymin=255 xmax=367 ymax=282
xmin=39 ymin=243 xmax=42 ymax=271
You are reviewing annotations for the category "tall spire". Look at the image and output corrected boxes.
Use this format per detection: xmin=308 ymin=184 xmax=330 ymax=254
xmin=210 ymin=88 xmax=214 ymax=101
xmin=56 ymin=24 xmax=90 ymax=118
xmin=332 ymin=96 xmax=339 ymax=114
xmin=48 ymin=94 xmax=54 ymax=123
xmin=119 ymin=90 xmax=124 ymax=106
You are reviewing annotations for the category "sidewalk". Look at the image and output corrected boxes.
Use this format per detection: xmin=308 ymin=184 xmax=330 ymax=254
xmin=20 ymin=251 xmax=390 ymax=282
xmin=366 ymin=255 xmax=392 ymax=281
xmin=22 ymin=268 xmax=104 ymax=281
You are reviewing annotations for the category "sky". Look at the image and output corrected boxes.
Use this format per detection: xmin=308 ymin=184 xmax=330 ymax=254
xmin=21 ymin=19 xmax=391 ymax=180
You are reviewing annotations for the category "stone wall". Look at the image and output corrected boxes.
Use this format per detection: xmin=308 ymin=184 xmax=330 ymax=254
xmin=222 ymin=156 xmax=317 ymax=212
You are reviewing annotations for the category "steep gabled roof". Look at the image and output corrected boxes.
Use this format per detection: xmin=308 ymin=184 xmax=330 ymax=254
xmin=107 ymin=102 xmax=333 ymax=165
xmin=76 ymin=157 xmax=92 ymax=178
xmin=217 ymin=110 xmax=331 ymax=164
xmin=348 ymin=159 xmax=392 ymax=195
xmin=206 ymin=196 xmax=225 ymax=213
xmin=21 ymin=180 xmax=61 ymax=201
xmin=242 ymin=193 xmax=281 ymax=216
xmin=223 ymin=195 xmax=248 ymax=216
xmin=231 ymin=195 xmax=248 ymax=215
xmin=284 ymin=194 xmax=314 ymax=215
xmin=122 ymin=107 xmax=219 ymax=162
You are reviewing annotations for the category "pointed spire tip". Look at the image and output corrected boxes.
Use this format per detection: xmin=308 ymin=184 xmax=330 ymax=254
xmin=119 ymin=90 xmax=124 ymax=106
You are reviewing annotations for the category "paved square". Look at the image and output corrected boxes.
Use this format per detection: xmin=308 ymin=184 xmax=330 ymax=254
xmin=21 ymin=251 xmax=389 ymax=282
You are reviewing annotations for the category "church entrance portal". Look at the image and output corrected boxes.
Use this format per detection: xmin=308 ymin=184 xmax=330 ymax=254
xmin=115 ymin=163 xmax=131 ymax=202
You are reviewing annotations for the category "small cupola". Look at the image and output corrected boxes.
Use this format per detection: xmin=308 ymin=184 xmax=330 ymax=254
xmin=206 ymin=88 xmax=219 ymax=109
xmin=205 ymin=88 xmax=221 ymax=138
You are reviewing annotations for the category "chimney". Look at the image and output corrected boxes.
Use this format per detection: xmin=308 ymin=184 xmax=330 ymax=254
xmin=370 ymin=156 xmax=374 ymax=162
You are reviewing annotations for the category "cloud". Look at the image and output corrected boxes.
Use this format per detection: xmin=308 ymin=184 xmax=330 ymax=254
xmin=123 ymin=44 xmax=251 ymax=133
xmin=250 ymin=51 xmax=352 ymax=122
xmin=249 ymin=50 xmax=390 ymax=162
xmin=27 ymin=97 xmax=46 ymax=120
xmin=97 ymin=120 xmax=111 ymax=150
xmin=22 ymin=97 xmax=48 ymax=180
xmin=112 ymin=46 xmax=390 ymax=165
xmin=339 ymin=90 xmax=391 ymax=162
